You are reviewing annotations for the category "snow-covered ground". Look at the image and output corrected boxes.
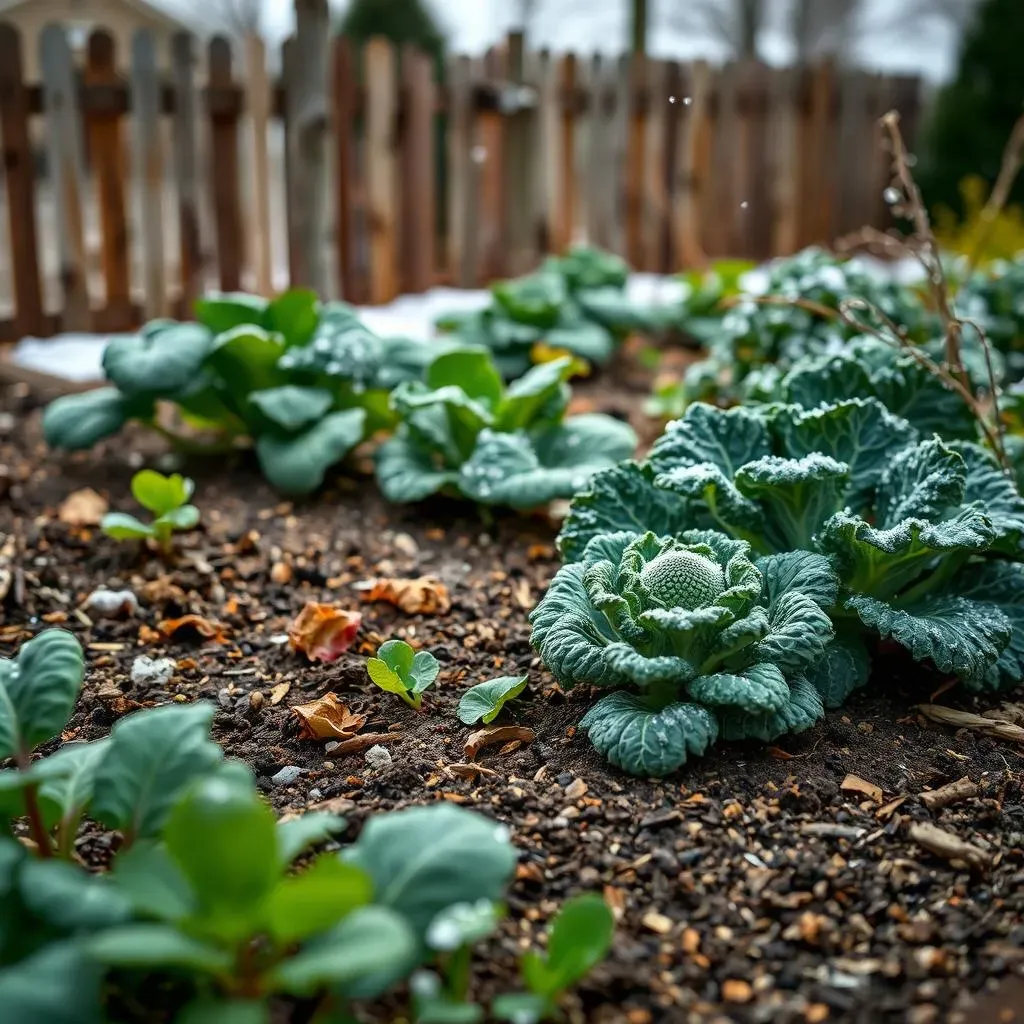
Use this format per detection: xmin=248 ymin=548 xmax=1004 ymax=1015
xmin=9 ymin=256 xmax=922 ymax=385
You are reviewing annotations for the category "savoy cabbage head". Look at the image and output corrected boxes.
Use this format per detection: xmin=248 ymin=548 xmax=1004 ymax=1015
xmin=530 ymin=529 xmax=836 ymax=776
xmin=541 ymin=398 xmax=1024 ymax=774
xmin=374 ymin=347 xmax=637 ymax=508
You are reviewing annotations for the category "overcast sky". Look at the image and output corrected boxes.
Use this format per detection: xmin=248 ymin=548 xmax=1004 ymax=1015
xmin=163 ymin=0 xmax=966 ymax=81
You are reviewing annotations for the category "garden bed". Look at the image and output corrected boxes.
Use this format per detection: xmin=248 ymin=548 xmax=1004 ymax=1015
xmin=3 ymin=374 xmax=1024 ymax=1024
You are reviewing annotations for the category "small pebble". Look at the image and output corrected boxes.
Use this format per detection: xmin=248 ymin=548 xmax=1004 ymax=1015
xmin=365 ymin=745 xmax=393 ymax=770
xmin=271 ymin=765 xmax=305 ymax=786
xmin=130 ymin=655 xmax=176 ymax=687
xmin=392 ymin=532 xmax=418 ymax=557
xmin=325 ymin=740 xmax=340 ymax=752
xmin=84 ymin=588 xmax=138 ymax=618
xmin=308 ymin=787 xmax=323 ymax=801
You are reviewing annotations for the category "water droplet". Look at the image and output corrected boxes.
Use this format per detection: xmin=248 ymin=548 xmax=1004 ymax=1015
xmin=669 ymin=95 xmax=676 ymax=104
xmin=740 ymin=200 xmax=749 ymax=210
xmin=883 ymin=187 xmax=901 ymax=205
xmin=471 ymin=145 xmax=488 ymax=164
xmin=683 ymin=96 xmax=693 ymax=106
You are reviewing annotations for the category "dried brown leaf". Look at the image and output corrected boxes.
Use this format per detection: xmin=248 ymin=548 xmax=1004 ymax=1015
xmin=58 ymin=488 xmax=108 ymax=526
xmin=464 ymin=725 xmax=536 ymax=760
xmin=362 ymin=576 xmax=451 ymax=615
xmin=448 ymin=762 xmax=500 ymax=780
xmin=158 ymin=614 xmax=227 ymax=643
xmin=841 ymin=773 xmax=883 ymax=804
xmin=291 ymin=693 xmax=367 ymax=741
xmin=269 ymin=682 xmax=291 ymax=705
xmin=917 ymin=703 xmax=1024 ymax=742
xmin=288 ymin=602 xmax=362 ymax=663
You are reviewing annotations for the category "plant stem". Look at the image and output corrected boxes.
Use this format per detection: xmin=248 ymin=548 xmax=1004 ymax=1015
xmin=445 ymin=945 xmax=474 ymax=1003
xmin=14 ymin=747 xmax=53 ymax=858
xmin=146 ymin=421 xmax=240 ymax=457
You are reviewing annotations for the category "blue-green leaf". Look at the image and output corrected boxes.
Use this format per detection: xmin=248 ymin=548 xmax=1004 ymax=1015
xmin=755 ymin=550 xmax=839 ymax=610
xmin=100 ymin=512 xmax=154 ymax=541
xmin=375 ymin=432 xmax=459 ymax=504
xmin=717 ymin=675 xmax=824 ymax=741
xmin=88 ymin=924 xmax=231 ymax=973
xmin=457 ymin=675 xmax=528 ymax=725
xmin=687 ymin=662 xmax=791 ymax=714
xmin=802 ymin=628 xmax=871 ymax=708
xmin=648 ymin=403 xmax=772 ymax=477
xmin=957 ymin=561 xmax=1024 ymax=691
xmin=43 ymin=387 xmax=142 ymax=450
xmin=427 ymin=348 xmax=504 ymax=409
xmin=248 ymin=386 xmax=334 ymax=433
xmin=255 ymin=408 xmax=366 ymax=495
xmin=875 ymin=437 xmax=966 ymax=527
xmin=0 ymin=941 xmax=103 ymax=1024
xmin=579 ymin=693 xmax=718 ymax=776
xmin=276 ymin=811 xmax=348 ymax=867
xmin=103 ymin=323 xmax=212 ymax=396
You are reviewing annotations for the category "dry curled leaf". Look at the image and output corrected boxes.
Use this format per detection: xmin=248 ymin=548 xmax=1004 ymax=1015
xmin=464 ymin=724 xmax=536 ymax=760
xmin=291 ymin=692 xmax=367 ymax=741
xmin=158 ymin=614 xmax=227 ymax=643
xmin=58 ymin=487 xmax=108 ymax=526
xmin=361 ymin=576 xmax=451 ymax=615
xmin=139 ymin=576 xmax=187 ymax=606
xmin=841 ymin=773 xmax=883 ymax=804
xmin=288 ymin=602 xmax=362 ymax=663
xmin=269 ymin=682 xmax=291 ymax=705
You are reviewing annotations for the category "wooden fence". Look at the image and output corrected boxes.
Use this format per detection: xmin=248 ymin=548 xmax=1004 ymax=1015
xmin=0 ymin=14 xmax=923 ymax=343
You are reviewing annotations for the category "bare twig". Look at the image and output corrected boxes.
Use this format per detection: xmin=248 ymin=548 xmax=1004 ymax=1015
xmin=965 ymin=111 xmax=1024 ymax=275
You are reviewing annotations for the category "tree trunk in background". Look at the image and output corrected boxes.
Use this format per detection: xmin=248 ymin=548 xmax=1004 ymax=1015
xmin=631 ymin=0 xmax=648 ymax=54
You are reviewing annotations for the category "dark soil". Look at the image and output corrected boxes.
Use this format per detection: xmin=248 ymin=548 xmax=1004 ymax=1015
xmin=2 ymin=372 xmax=1024 ymax=1024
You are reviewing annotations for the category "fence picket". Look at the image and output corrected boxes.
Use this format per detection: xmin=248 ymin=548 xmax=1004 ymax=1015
xmin=245 ymin=34 xmax=273 ymax=296
xmin=401 ymin=46 xmax=435 ymax=293
xmin=366 ymin=39 xmax=398 ymax=304
xmin=208 ymin=37 xmax=243 ymax=293
xmin=130 ymin=28 xmax=166 ymax=319
xmin=172 ymin=32 xmax=202 ymax=313
xmin=40 ymin=24 xmax=90 ymax=330
xmin=330 ymin=36 xmax=357 ymax=300
xmin=0 ymin=24 xmax=45 ymax=338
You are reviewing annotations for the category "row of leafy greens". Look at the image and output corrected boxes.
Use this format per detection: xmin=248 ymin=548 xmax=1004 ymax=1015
xmin=531 ymin=397 xmax=1024 ymax=777
xmin=0 ymin=629 xmax=613 ymax=1024
xmin=41 ymin=289 xmax=637 ymax=507
xmin=436 ymin=245 xmax=688 ymax=379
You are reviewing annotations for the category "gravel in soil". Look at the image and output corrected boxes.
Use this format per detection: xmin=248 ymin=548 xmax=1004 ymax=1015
xmin=2 ymin=378 xmax=1024 ymax=1024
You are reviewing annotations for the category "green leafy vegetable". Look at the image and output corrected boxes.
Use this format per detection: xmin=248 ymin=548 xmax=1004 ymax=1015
xmin=457 ymin=676 xmax=528 ymax=725
xmin=100 ymin=470 xmax=200 ymax=553
xmin=366 ymin=640 xmax=440 ymax=710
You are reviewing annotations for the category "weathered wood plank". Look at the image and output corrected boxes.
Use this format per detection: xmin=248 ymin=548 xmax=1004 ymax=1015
xmin=208 ymin=37 xmax=243 ymax=292
xmin=675 ymin=60 xmax=711 ymax=268
xmin=330 ymin=35 xmax=357 ymax=300
xmin=0 ymin=23 xmax=45 ymax=337
xmin=366 ymin=38 xmax=398 ymax=303
xmin=642 ymin=57 xmax=666 ymax=271
xmin=446 ymin=53 xmax=476 ymax=287
xmin=625 ymin=53 xmax=646 ymax=267
xmin=771 ymin=66 xmax=799 ymax=255
xmin=555 ymin=53 xmax=576 ymax=253
xmin=85 ymin=30 xmax=130 ymax=317
xmin=40 ymin=23 xmax=90 ymax=329
xmin=610 ymin=54 xmax=631 ymax=257
xmin=479 ymin=46 xmax=506 ymax=279
xmin=503 ymin=31 xmax=532 ymax=274
xmin=172 ymin=32 xmax=202 ymax=313
xmin=401 ymin=46 xmax=435 ymax=293
xmin=245 ymin=33 xmax=273 ymax=296
xmin=130 ymin=28 xmax=167 ymax=318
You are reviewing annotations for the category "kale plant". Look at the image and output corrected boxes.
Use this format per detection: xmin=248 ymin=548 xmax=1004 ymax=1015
xmin=539 ymin=399 xmax=1024 ymax=774
xmin=42 ymin=291 xmax=437 ymax=495
xmin=436 ymin=245 xmax=682 ymax=378
xmin=375 ymin=347 xmax=637 ymax=508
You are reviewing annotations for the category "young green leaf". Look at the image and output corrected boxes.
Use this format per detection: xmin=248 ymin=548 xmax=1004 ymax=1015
xmin=457 ymin=676 xmax=528 ymax=725
xmin=42 ymin=387 xmax=142 ymax=451
xmin=163 ymin=771 xmax=280 ymax=940
xmin=88 ymin=923 xmax=233 ymax=974
xmin=491 ymin=992 xmax=550 ymax=1024
xmin=131 ymin=470 xmax=194 ymax=515
xmin=176 ymin=1001 xmax=271 ymax=1024
xmin=34 ymin=738 xmax=110 ymax=834
xmin=255 ymin=408 xmax=366 ymax=495
xmin=194 ymin=292 xmax=269 ymax=335
xmin=155 ymin=505 xmax=201 ymax=533
xmin=342 ymin=803 xmax=517 ymax=941
xmin=99 ymin=512 xmax=155 ymax=541
xmin=521 ymin=893 xmax=614 ymax=998
xmin=111 ymin=841 xmax=196 ymax=921
xmin=102 ymin=323 xmax=213 ymax=397
xmin=90 ymin=702 xmax=223 ymax=842
xmin=366 ymin=640 xmax=440 ymax=709
xmin=18 ymin=858 xmax=133 ymax=931
xmin=0 ymin=941 xmax=104 ymax=1024
xmin=276 ymin=810 xmax=349 ymax=867
xmin=425 ymin=899 xmax=503 ymax=951
xmin=0 ymin=629 xmax=85 ymax=760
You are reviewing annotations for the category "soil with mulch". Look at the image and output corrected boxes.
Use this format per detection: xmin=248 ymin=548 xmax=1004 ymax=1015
xmin=3 ymin=368 xmax=1024 ymax=1024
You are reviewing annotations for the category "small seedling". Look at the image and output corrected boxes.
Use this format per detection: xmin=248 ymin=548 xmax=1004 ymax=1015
xmin=366 ymin=639 xmax=439 ymax=710
xmin=101 ymin=470 xmax=200 ymax=554
xmin=492 ymin=894 xmax=615 ymax=1023
xmin=457 ymin=675 xmax=528 ymax=725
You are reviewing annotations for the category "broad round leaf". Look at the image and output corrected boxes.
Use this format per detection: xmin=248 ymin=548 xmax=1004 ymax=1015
xmin=131 ymin=470 xmax=193 ymax=515
xmin=90 ymin=702 xmax=222 ymax=841
xmin=157 ymin=505 xmax=201 ymax=532
xmin=34 ymin=738 xmax=110 ymax=830
xmin=100 ymin=512 xmax=155 ymax=541
xmin=88 ymin=923 xmax=232 ymax=974
xmin=164 ymin=772 xmax=280 ymax=936
xmin=426 ymin=348 xmax=504 ymax=409
xmin=408 ymin=651 xmax=440 ymax=694
xmin=194 ymin=292 xmax=269 ymax=334
xmin=255 ymin=408 xmax=366 ymax=495
xmin=523 ymin=893 xmax=614 ymax=996
xmin=0 ymin=941 xmax=103 ymax=1024
xmin=375 ymin=433 xmax=459 ymax=504
xmin=425 ymin=899 xmax=502 ymax=951
xmin=342 ymin=803 xmax=517 ymax=941
xmin=205 ymin=325 xmax=287 ymax=402
xmin=261 ymin=857 xmax=373 ymax=944
xmin=457 ymin=675 xmax=528 ymax=725
xmin=268 ymin=905 xmax=417 ymax=995
xmin=102 ymin=323 xmax=212 ymax=396
xmin=0 ymin=629 xmax=84 ymax=759
xmin=265 ymin=288 xmax=320 ymax=348
xmin=42 ymin=388 xmax=136 ymax=451
xmin=19 ymin=859 xmax=133 ymax=931
xmin=248 ymin=386 xmax=334 ymax=433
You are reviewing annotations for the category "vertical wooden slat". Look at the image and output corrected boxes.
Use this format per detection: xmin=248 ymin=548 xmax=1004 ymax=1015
xmin=40 ymin=23 xmax=90 ymax=330
xmin=747 ymin=63 xmax=772 ymax=261
xmin=624 ymin=52 xmax=646 ymax=267
xmin=661 ymin=61 xmax=683 ymax=271
xmin=330 ymin=35 xmax=357 ymax=300
xmin=246 ymin=33 xmax=273 ymax=296
xmin=503 ymin=31 xmax=532 ymax=273
xmin=401 ymin=46 xmax=435 ymax=293
xmin=285 ymin=0 xmax=330 ymax=296
xmin=479 ymin=46 xmax=506 ymax=279
xmin=675 ymin=61 xmax=711 ymax=268
xmin=365 ymin=38 xmax=398 ymax=303
xmin=772 ymin=66 xmax=799 ymax=255
xmin=530 ymin=48 xmax=556 ymax=255
xmin=836 ymin=69 xmax=867 ymax=236
xmin=585 ymin=54 xmax=607 ymax=249
xmin=280 ymin=36 xmax=300 ymax=289
xmin=812 ymin=60 xmax=838 ymax=245
xmin=172 ymin=32 xmax=201 ymax=313
xmin=570 ymin=54 xmax=590 ymax=246
xmin=85 ymin=30 xmax=130 ymax=320
xmin=1 ymin=25 xmax=46 ymax=337
xmin=130 ymin=28 xmax=166 ymax=318
xmin=609 ymin=55 xmax=630 ymax=258
xmin=731 ymin=61 xmax=754 ymax=258
xmin=642 ymin=57 xmax=666 ymax=271
xmin=446 ymin=53 xmax=475 ymax=287
xmin=709 ymin=62 xmax=737 ymax=257
xmin=555 ymin=53 xmax=576 ymax=253
xmin=207 ymin=37 xmax=243 ymax=293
